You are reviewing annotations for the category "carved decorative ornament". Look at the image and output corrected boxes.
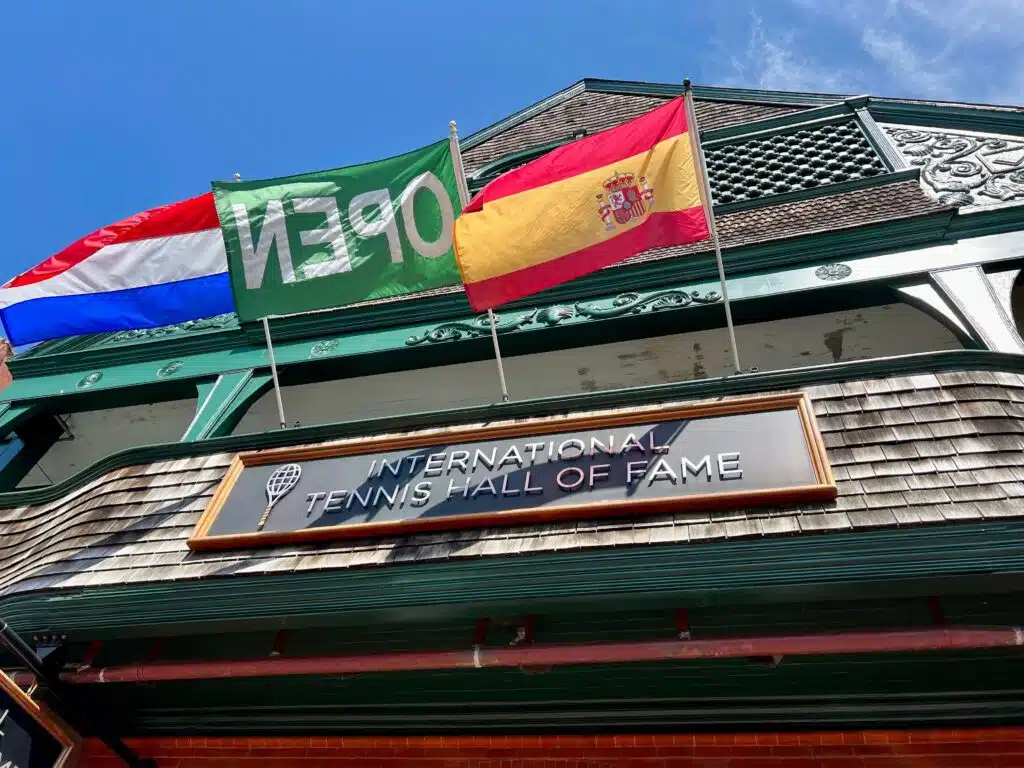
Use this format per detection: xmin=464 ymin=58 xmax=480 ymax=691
xmin=576 ymin=290 xmax=721 ymax=320
xmin=405 ymin=310 xmax=541 ymax=345
xmin=108 ymin=313 xmax=237 ymax=343
xmin=814 ymin=263 xmax=852 ymax=281
xmin=404 ymin=289 xmax=722 ymax=345
xmin=883 ymin=125 xmax=1024 ymax=208
xmin=310 ymin=339 xmax=340 ymax=357
xmin=157 ymin=360 xmax=184 ymax=377
xmin=77 ymin=371 xmax=103 ymax=389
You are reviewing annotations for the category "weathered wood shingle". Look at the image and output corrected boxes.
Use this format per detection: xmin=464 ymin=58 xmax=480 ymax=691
xmin=2 ymin=370 xmax=1024 ymax=597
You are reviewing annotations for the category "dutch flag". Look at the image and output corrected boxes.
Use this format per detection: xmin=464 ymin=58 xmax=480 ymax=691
xmin=0 ymin=193 xmax=234 ymax=346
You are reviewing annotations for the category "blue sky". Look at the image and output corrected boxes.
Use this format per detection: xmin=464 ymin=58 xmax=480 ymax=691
xmin=0 ymin=0 xmax=1020 ymax=285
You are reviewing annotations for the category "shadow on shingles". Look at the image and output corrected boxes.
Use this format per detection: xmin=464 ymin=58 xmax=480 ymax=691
xmin=379 ymin=421 xmax=692 ymax=564
xmin=17 ymin=486 xmax=217 ymax=586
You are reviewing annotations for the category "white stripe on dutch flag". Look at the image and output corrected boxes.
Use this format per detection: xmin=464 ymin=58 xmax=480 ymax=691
xmin=0 ymin=193 xmax=233 ymax=346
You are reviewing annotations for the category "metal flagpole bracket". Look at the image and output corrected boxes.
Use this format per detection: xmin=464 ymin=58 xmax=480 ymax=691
xmin=683 ymin=79 xmax=743 ymax=374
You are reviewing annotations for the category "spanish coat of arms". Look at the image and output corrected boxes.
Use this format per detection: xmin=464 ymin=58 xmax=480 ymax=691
xmin=596 ymin=171 xmax=655 ymax=231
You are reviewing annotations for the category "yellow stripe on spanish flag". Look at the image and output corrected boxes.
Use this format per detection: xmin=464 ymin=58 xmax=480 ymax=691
xmin=454 ymin=97 xmax=711 ymax=311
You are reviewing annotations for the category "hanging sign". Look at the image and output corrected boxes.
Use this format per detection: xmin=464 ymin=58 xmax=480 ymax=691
xmin=0 ymin=672 xmax=76 ymax=768
xmin=189 ymin=393 xmax=836 ymax=550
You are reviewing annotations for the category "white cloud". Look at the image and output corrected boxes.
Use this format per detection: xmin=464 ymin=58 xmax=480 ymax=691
xmin=793 ymin=0 xmax=1024 ymax=104
xmin=858 ymin=28 xmax=949 ymax=98
xmin=718 ymin=12 xmax=861 ymax=94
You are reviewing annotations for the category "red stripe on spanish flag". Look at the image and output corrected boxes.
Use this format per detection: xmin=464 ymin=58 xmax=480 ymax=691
xmin=454 ymin=97 xmax=711 ymax=311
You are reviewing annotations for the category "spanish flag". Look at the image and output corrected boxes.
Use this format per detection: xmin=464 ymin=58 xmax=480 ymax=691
xmin=454 ymin=96 xmax=711 ymax=311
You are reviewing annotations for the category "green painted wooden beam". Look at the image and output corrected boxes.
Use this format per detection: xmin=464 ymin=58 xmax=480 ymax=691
xmin=3 ymin=520 xmax=1024 ymax=638
xmin=0 ymin=403 xmax=46 ymax=489
xmin=869 ymin=98 xmax=1024 ymax=136
xmin=857 ymin=108 xmax=911 ymax=172
xmin=181 ymin=371 xmax=271 ymax=441
xmin=0 ymin=403 xmax=37 ymax=435
xmin=204 ymin=371 xmax=273 ymax=438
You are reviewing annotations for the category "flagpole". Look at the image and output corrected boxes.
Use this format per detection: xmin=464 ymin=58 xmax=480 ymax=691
xmin=449 ymin=120 xmax=511 ymax=402
xmin=262 ymin=315 xmax=287 ymax=429
xmin=683 ymin=80 xmax=742 ymax=375
xmin=236 ymin=169 xmax=287 ymax=428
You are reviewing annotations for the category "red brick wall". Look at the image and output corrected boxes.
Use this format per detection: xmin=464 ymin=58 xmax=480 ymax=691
xmin=78 ymin=729 xmax=1024 ymax=767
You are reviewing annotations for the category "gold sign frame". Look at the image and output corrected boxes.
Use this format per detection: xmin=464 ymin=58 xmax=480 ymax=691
xmin=189 ymin=393 xmax=836 ymax=551
xmin=0 ymin=671 xmax=78 ymax=768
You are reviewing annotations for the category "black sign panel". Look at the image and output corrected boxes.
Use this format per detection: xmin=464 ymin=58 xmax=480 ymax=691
xmin=0 ymin=674 xmax=73 ymax=768
xmin=190 ymin=394 xmax=835 ymax=549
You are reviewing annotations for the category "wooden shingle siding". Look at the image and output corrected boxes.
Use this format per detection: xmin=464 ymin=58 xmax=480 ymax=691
xmin=3 ymin=371 xmax=1024 ymax=597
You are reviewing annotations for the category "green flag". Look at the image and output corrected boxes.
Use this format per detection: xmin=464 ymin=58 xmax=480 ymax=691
xmin=213 ymin=139 xmax=463 ymax=322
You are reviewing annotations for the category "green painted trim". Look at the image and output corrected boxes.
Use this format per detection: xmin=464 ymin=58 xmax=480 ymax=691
xmin=582 ymin=79 xmax=842 ymax=107
xmin=2 ymin=190 xmax=953 ymax=380
xmin=703 ymin=111 xmax=853 ymax=146
xmin=715 ymin=169 xmax=919 ymax=215
xmin=701 ymin=103 xmax=855 ymax=142
xmin=183 ymin=372 xmax=250 ymax=442
xmin=0 ymin=213 xmax=944 ymax=407
xmin=13 ymin=336 xmax=88 ymax=362
xmin=0 ymin=404 xmax=43 ymax=490
xmin=4 ymin=519 xmax=1024 ymax=636
xmin=946 ymin=205 xmax=1024 ymax=240
xmin=0 ymin=348 xmax=1022 ymax=509
xmin=0 ymin=404 xmax=24 ymax=432
xmin=869 ymin=98 xmax=1024 ymax=137
xmin=204 ymin=371 xmax=272 ymax=438
xmin=0 ymin=404 xmax=39 ymax=438
xmin=857 ymin=108 xmax=910 ymax=171
xmin=460 ymin=78 xmax=840 ymax=152
xmin=896 ymin=283 xmax=978 ymax=348
xmin=468 ymin=136 xmax=570 ymax=184
xmin=461 ymin=80 xmax=587 ymax=151
xmin=9 ymin=326 xmax=246 ymax=380
xmin=688 ymin=82 xmax=844 ymax=107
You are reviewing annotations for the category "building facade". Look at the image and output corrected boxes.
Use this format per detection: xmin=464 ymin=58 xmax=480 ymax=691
xmin=2 ymin=79 xmax=1024 ymax=766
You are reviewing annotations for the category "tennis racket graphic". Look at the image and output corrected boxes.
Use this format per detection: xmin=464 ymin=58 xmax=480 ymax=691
xmin=256 ymin=463 xmax=302 ymax=531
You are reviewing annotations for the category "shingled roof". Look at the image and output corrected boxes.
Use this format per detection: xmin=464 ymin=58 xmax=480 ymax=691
xmin=461 ymin=89 xmax=805 ymax=171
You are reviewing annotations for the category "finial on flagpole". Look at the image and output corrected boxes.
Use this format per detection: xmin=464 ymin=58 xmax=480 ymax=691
xmin=682 ymin=78 xmax=692 ymax=91
xmin=233 ymin=173 xmax=241 ymax=181
xmin=449 ymin=120 xmax=459 ymax=140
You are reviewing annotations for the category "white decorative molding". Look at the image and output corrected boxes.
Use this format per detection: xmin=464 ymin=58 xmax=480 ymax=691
xmin=881 ymin=124 xmax=1024 ymax=211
